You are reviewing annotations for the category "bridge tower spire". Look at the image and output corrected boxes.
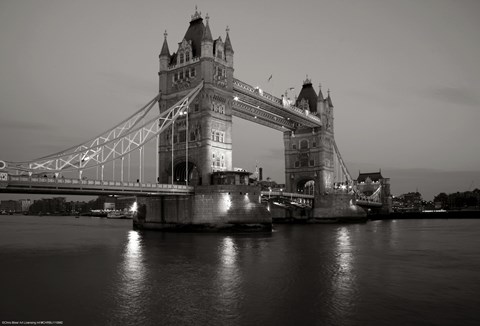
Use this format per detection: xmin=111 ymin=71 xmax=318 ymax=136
xmin=157 ymin=9 xmax=234 ymax=186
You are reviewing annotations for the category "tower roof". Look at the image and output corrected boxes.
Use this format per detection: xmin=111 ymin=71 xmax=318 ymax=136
xmin=160 ymin=30 xmax=170 ymax=57
xmin=295 ymin=77 xmax=318 ymax=113
xmin=317 ymin=83 xmax=324 ymax=102
xmin=327 ymin=89 xmax=334 ymax=108
xmin=202 ymin=14 xmax=213 ymax=43
xmin=183 ymin=9 xmax=206 ymax=57
xmin=225 ymin=26 xmax=234 ymax=53
xmin=357 ymin=171 xmax=384 ymax=182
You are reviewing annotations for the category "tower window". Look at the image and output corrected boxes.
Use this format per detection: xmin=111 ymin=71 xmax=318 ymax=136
xmin=300 ymin=139 xmax=308 ymax=149
xmin=211 ymin=129 xmax=225 ymax=143
xmin=313 ymin=141 xmax=317 ymax=148
xmin=309 ymin=160 xmax=315 ymax=167
xmin=185 ymin=51 xmax=190 ymax=62
xmin=295 ymin=161 xmax=300 ymax=168
xmin=179 ymin=53 xmax=184 ymax=64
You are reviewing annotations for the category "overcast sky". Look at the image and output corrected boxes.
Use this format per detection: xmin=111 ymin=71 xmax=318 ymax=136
xmin=1 ymin=0 xmax=479 ymax=200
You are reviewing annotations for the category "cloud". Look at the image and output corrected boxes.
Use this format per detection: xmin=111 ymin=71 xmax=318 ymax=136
xmin=428 ymin=86 xmax=480 ymax=108
xmin=0 ymin=119 xmax=57 ymax=132
xmin=259 ymin=148 xmax=284 ymax=160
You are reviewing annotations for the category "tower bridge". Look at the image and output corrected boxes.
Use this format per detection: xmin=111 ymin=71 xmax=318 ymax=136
xmin=0 ymin=8 xmax=386 ymax=229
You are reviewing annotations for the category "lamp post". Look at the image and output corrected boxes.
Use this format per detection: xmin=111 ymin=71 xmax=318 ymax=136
xmin=186 ymin=105 xmax=189 ymax=186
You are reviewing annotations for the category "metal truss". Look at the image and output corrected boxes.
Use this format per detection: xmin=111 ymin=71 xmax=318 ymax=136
xmin=5 ymin=81 xmax=204 ymax=177
xmin=332 ymin=140 xmax=353 ymax=185
xmin=355 ymin=185 xmax=383 ymax=206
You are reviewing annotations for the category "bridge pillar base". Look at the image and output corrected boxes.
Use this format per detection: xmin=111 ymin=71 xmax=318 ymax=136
xmin=133 ymin=185 xmax=272 ymax=232
xmin=311 ymin=193 xmax=367 ymax=222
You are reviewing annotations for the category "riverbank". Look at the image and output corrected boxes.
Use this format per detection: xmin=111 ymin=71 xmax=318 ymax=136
xmin=370 ymin=210 xmax=480 ymax=220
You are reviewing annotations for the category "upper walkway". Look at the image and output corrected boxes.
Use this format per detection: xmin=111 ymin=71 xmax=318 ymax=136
xmin=233 ymin=78 xmax=322 ymax=131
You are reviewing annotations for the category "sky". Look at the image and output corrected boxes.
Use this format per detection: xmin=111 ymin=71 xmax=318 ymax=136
xmin=1 ymin=0 xmax=479 ymax=201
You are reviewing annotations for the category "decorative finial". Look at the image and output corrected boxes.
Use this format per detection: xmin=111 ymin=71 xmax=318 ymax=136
xmin=303 ymin=74 xmax=311 ymax=85
xmin=206 ymin=13 xmax=209 ymax=22
xmin=319 ymin=83 xmax=322 ymax=90
xmin=226 ymin=25 xmax=230 ymax=34
xmin=164 ymin=30 xmax=167 ymax=40
xmin=191 ymin=5 xmax=202 ymax=21
xmin=328 ymin=89 xmax=331 ymax=96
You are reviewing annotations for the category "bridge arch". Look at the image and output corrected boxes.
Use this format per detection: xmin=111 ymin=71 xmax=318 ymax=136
xmin=296 ymin=179 xmax=316 ymax=195
xmin=172 ymin=160 xmax=200 ymax=185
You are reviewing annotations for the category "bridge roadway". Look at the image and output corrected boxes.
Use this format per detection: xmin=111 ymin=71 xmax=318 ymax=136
xmin=0 ymin=175 xmax=194 ymax=196
xmin=0 ymin=175 xmax=316 ymax=201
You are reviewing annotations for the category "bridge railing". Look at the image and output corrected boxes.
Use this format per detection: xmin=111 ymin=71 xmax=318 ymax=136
xmin=7 ymin=175 xmax=194 ymax=192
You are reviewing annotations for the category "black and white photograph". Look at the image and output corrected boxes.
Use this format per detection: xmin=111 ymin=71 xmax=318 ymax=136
xmin=1 ymin=1 xmax=479 ymax=325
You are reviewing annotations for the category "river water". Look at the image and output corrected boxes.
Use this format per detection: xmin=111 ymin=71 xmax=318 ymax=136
xmin=1 ymin=215 xmax=479 ymax=326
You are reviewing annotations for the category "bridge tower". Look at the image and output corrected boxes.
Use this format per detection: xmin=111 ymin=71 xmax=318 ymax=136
xmin=284 ymin=78 xmax=335 ymax=197
xmin=158 ymin=9 xmax=234 ymax=185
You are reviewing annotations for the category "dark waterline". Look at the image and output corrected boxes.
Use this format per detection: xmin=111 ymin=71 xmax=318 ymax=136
xmin=1 ymin=215 xmax=479 ymax=325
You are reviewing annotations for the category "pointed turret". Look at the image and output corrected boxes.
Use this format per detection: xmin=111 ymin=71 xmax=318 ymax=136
xmin=225 ymin=26 xmax=234 ymax=66
xmin=225 ymin=26 xmax=234 ymax=53
xmin=202 ymin=14 xmax=213 ymax=42
xmin=317 ymin=83 xmax=324 ymax=101
xmin=159 ymin=30 xmax=170 ymax=71
xmin=327 ymin=89 xmax=334 ymax=108
xmin=316 ymin=83 xmax=325 ymax=116
xmin=201 ymin=13 xmax=213 ymax=58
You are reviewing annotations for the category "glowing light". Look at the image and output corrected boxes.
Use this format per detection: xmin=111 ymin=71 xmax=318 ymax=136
xmin=130 ymin=201 xmax=138 ymax=213
xmin=234 ymin=96 xmax=239 ymax=101
xmin=223 ymin=193 xmax=232 ymax=211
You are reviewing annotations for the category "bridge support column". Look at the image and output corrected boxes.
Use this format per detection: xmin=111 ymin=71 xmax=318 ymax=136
xmin=312 ymin=193 xmax=366 ymax=222
xmin=133 ymin=185 xmax=271 ymax=231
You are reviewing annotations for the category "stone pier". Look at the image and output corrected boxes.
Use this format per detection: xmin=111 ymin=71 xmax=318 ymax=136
xmin=134 ymin=184 xmax=271 ymax=231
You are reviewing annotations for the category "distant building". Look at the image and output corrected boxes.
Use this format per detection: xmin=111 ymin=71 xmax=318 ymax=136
xmin=392 ymin=192 xmax=423 ymax=212
xmin=0 ymin=200 xmax=22 ymax=213
xmin=19 ymin=199 xmax=32 ymax=213
xmin=354 ymin=170 xmax=392 ymax=214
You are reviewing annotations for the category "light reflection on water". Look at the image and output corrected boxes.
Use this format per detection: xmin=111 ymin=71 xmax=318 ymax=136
xmin=1 ymin=216 xmax=480 ymax=325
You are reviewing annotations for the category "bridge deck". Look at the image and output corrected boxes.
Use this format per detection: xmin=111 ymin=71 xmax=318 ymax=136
xmin=261 ymin=191 xmax=314 ymax=199
xmin=1 ymin=176 xmax=194 ymax=196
